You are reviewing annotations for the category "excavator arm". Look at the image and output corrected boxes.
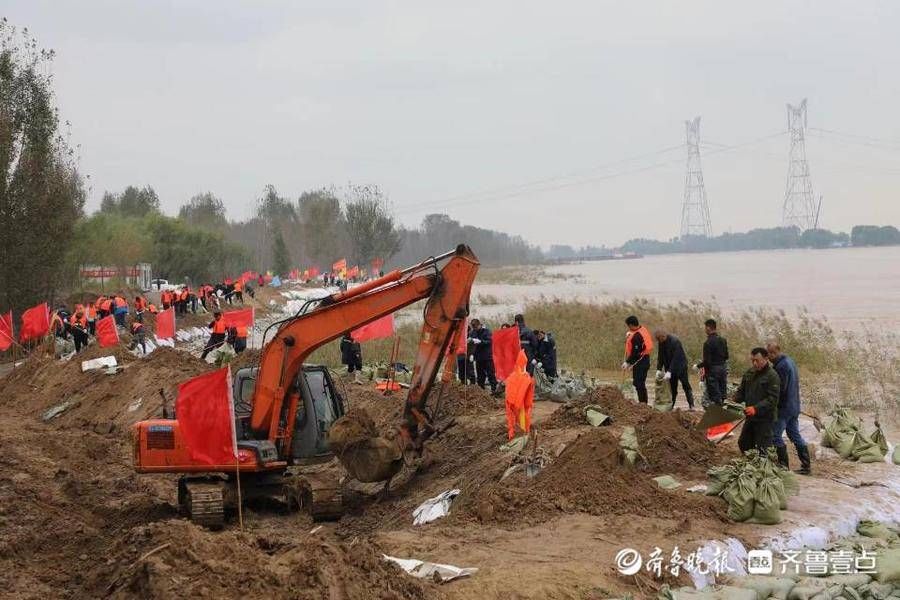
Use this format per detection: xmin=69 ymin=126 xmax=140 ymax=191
xmin=249 ymin=245 xmax=479 ymax=450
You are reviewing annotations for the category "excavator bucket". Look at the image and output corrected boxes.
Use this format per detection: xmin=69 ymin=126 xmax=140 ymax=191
xmin=329 ymin=408 xmax=403 ymax=483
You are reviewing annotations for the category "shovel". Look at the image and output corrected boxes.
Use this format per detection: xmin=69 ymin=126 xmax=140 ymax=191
xmin=695 ymin=403 xmax=745 ymax=431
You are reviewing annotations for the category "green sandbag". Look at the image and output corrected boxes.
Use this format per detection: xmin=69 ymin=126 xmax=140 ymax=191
xmin=850 ymin=431 xmax=884 ymax=462
xmin=654 ymin=377 xmax=673 ymax=412
xmin=706 ymin=465 xmax=738 ymax=496
xmin=769 ymin=475 xmax=787 ymax=510
xmin=894 ymin=445 xmax=900 ymax=465
xmin=724 ymin=470 xmax=757 ymax=522
xmin=619 ymin=426 xmax=640 ymax=467
xmin=732 ymin=575 xmax=796 ymax=600
xmin=750 ymin=476 xmax=783 ymax=525
xmin=872 ymin=426 xmax=889 ymax=456
xmin=874 ymin=547 xmax=900 ymax=584
xmin=834 ymin=430 xmax=857 ymax=458
xmin=857 ymin=520 xmax=899 ymax=541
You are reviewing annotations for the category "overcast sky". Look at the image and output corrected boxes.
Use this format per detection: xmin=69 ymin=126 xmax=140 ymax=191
xmin=6 ymin=1 xmax=900 ymax=247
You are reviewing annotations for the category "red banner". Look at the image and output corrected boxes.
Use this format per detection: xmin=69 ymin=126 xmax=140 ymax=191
xmin=352 ymin=314 xmax=394 ymax=342
xmin=175 ymin=367 xmax=236 ymax=465
xmin=0 ymin=310 xmax=13 ymax=351
xmin=96 ymin=315 xmax=119 ymax=348
xmin=347 ymin=265 xmax=360 ymax=278
xmin=308 ymin=266 xmax=320 ymax=278
xmin=289 ymin=269 xmax=299 ymax=280
xmin=19 ymin=302 xmax=50 ymax=343
xmin=492 ymin=325 xmax=521 ymax=382
xmin=156 ymin=307 xmax=175 ymax=339
xmin=222 ymin=308 xmax=254 ymax=329
xmin=332 ymin=258 xmax=346 ymax=272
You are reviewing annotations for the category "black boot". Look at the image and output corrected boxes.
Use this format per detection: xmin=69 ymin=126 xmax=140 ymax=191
xmin=775 ymin=445 xmax=790 ymax=470
xmin=795 ymin=444 xmax=812 ymax=475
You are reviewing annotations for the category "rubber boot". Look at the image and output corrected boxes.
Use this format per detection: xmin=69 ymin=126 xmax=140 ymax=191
xmin=796 ymin=444 xmax=812 ymax=475
xmin=775 ymin=445 xmax=790 ymax=470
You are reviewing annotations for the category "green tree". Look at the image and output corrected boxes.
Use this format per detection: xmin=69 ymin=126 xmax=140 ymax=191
xmin=343 ymin=184 xmax=401 ymax=266
xmin=271 ymin=230 xmax=290 ymax=276
xmin=99 ymin=185 xmax=160 ymax=217
xmin=0 ymin=20 xmax=86 ymax=312
xmin=297 ymin=188 xmax=347 ymax=268
xmin=179 ymin=191 xmax=227 ymax=230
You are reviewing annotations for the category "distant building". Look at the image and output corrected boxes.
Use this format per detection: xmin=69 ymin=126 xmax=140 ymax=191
xmin=80 ymin=263 xmax=152 ymax=291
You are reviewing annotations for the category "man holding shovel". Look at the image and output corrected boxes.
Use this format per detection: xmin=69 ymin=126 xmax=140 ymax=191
xmin=734 ymin=347 xmax=780 ymax=454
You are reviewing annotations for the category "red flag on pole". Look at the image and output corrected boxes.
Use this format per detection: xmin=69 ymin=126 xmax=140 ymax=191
xmin=156 ymin=307 xmax=175 ymax=339
xmin=19 ymin=302 xmax=50 ymax=343
xmin=95 ymin=315 xmax=119 ymax=348
xmin=222 ymin=308 xmax=254 ymax=329
xmin=308 ymin=266 xmax=320 ymax=278
xmin=332 ymin=258 xmax=347 ymax=272
xmin=491 ymin=325 xmax=521 ymax=382
xmin=352 ymin=314 xmax=394 ymax=342
xmin=0 ymin=310 xmax=13 ymax=351
xmin=175 ymin=367 xmax=237 ymax=465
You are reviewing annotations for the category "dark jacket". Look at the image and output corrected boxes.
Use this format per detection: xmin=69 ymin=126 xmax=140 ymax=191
xmin=340 ymin=336 xmax=361 ymax=365
xmin=698 ymin=332 xmax=729 ymax=369
xmin=517 ymin=323 xmax=538 ymax=362
xmin=656 ymin=334 xmax=688 ymax=374
xmin=734 ymin=364 xmax=780 ymax=422
xmin=536 ymin=333 xmax=557 ymax=374
xmin=771 ymin=354 xmax=801 ymax=419
xmin=470 ymin=326 xmax=493 ymax=362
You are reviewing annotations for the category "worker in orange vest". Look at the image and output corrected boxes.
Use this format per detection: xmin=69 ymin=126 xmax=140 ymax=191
xmin=100 ymin=296 xmax=114 ymax=320
xmin=113 ymin=295 xmax=129 ymax=327
xmin=233 ymin=279 xmax=244 ymax=304
xmin=69 ymin=308 xmax=89 ymax=353
xmin=128 ymin=320 xmax=147 ymax=354
xmin=86 ymin=302 xmax=98 ymax=336
xmin=229 ymin=324 xmax=248 ymax=354
xmin=201 ymin=311 xmax=228 ymax=360
xmin=622 ymin=315 xmax=654 ymax=404
xmin=134 ymin=296 xmax=147 ymax=322
xmin=160 ymin=289 xmax=172 ymax=310
xmin=147 ymin=303 xmax=158 ymax=314
xmin=505 ymin=351 xmax=535 ymax=440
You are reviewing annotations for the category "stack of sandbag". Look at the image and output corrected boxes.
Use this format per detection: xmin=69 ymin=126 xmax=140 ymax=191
xmin=705 ymin=449 xmax=795 ymax=525
xmin=533 ymin=366 xmax=593 ymax=402
xmin=820 ymin=407 xmax=889 ymax=463
xmin=654 ymin=375 xmax=673 ymax=412
xmin=619 ymin=426 xmax=641 ymax=467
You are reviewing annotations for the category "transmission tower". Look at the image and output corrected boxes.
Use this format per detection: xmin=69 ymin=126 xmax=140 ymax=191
xmin=680 ymin=116 xmax=713 ymax=238
xmin=782 ymin=99 xmax=820 ymax=230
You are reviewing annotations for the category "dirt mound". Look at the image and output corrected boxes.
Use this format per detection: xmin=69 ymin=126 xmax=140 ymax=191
xmin=456 ymin=428 xmax=727 ymax=526
xmin=542 ymin=385 xmax=642 ymax=428
xmin=229 ymin=348 xmax=261 ymax=370
xmin=92 ymin=521 xmax=433 ymax=600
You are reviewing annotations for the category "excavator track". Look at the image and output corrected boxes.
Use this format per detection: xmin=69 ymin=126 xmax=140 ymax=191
xmin=184 ymin=482 xmax=225 ymax=529
xmin=285 ymin=473 xmax=344 ymax=521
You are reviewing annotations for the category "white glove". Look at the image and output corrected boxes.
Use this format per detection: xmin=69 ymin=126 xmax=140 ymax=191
xmin=655 ymin=370 xmax=663 ymax=378
xmin=621 ymin=361 xmax=629 ymax=370
xmin=470 ymin=338 xmax=481 ymax=345
xmin=664 ymin=372 xmax=672 ymax=380
xmin=537 ymin=362 xmax=542 ymax=368
xmin=531 ymin=359 xmax=538 ymax=365
xmin=469 ymin=355 xmax=475 ymax=363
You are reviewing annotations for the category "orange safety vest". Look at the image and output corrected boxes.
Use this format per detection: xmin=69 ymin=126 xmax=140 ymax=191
xmin=131 ymin=322 xmax=144 ymax=334
xmin=135 ymin=297 xmax=146 ymax=311
xmin=148 ymin=304 xmax=158 ymax=314
xmin=625 ymin=325 xmax=654 ymax=359
xmin=161 ymin=291 xmax=171 ymax=304
xmin=236 ymin=325 xmax=248 ymax=338
xmin=69 ymin=313 xmax=87 ymax=329
xmin=180 ymin=289 xmax=189 ymax=301
xmin=101 ymin=299 xmax=113 ymax=312
xmin=115 ymin=296 xmax=126 ymax=308
xmin=87 ymin=305 xmax=97 ymax=320
xmin=234 ymin=280 xmax=242 ymax=292
xmin=211 ymin=319 xmax=227 ymax=334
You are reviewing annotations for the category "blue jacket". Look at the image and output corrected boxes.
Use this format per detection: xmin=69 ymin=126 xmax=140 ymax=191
xmin=470 ymin=326 xmax=493 ymax=362
xmin=772 ymin=354 xmax=801 ymax=419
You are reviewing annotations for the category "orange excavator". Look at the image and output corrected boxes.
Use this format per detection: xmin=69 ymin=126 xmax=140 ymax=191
xmin=132 ymin=246 xmax=479 ymax=527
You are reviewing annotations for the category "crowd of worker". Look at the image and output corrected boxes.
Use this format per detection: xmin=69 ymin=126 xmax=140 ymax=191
xmin=49 ymin=278 xmax=256 ymax=359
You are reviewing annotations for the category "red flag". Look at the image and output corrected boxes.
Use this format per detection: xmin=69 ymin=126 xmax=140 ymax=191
xmin=347 ymin=265 xmax=359 ymax=278
xmin=19 ymin=302 xmax=50 ymax=342
xmin=352 ymin=314 xmax=394 ymax=342
xmin=332 ymin=258 xmax=347 ymax=272
xmin=175 ymin=367 xmax=236 ymax=465
xmin=222 ymin=308 xmax=254 ymax=329
xmin=308 ymin=267 xmax=320 ymax=278
xmin=224 ymin=277 xmax=233 ymax=285
xmin=0 ymin=310 xmax=13 ymax=351
xmin=156 ymin=307 xmax=175 ymax=339
xmin=492 ymin=325 xmax=521 ymax=381
xmin=95 ymin=315 xmax=119 ymax=348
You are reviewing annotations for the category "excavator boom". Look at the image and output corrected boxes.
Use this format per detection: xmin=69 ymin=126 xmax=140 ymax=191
xmin=250 ymin=244 xmax=479 ymax=446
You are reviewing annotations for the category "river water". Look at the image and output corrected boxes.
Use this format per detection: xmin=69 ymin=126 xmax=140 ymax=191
xmin=474 ymin=246 xmax=900 ymax=332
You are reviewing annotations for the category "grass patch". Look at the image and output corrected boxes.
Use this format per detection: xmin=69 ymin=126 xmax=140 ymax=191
xmin=475 ymin=293 xmax=503 ymax=306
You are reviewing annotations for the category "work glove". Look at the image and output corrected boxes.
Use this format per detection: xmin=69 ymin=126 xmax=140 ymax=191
xmin=621 ymin=361 xmax=629 ymax=371
xmin=531 ymin=359 xmax=538 ymax=365
xmin=470 ymin=338 xmax=481 ymax=345
xmin=655 ymin=370 xmax=663 ymax=379
xmin=664 ymin=372 xmax=672 ymax=380
xmin=469 ymin=355 xmax=475 ymax=363
xmin=537 ymin=362 xmax=542 ymax=368
xmin=744 ymin=406 xmax=756 ymax=417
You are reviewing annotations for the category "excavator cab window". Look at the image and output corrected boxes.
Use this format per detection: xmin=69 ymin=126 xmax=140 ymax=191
xmin=290 ymin=366 xmax=345 ymax=460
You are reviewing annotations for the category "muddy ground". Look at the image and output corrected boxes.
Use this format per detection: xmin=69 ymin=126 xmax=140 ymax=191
xmin=0 ymin=328 xmax=883 ymax=599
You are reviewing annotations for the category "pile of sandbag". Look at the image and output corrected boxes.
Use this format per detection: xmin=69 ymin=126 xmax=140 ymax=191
xmin=658 ymin=520 xmax=900 ymax=598
xmin=705 ymin=450 xmax=797 ymax=525
xmin=820 ymin=407 xmax=890 ymax=463
xmin=533 ymin=366 xmax=594 ymax=402
xmin=356 ymin=363 xmax=413 ymax=384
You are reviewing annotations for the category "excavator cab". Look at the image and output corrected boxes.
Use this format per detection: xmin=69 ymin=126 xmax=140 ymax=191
xmin=232 ymin=365 xmax=345 ymax=463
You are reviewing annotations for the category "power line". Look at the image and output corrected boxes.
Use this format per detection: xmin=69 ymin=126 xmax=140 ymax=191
xmin=809 ymin=127 xmax=900 ymax=151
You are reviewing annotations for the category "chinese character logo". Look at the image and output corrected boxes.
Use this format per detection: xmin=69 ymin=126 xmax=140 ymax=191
xmin=615 ymin=548 xmax=643 ymax=576
xmin=747 ymin=549 xmax=773 ymax=575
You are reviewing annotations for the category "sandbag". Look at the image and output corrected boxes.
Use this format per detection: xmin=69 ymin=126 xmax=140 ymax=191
xmin=654 ymin=377 xmax=673 ymax=412
xmin=833 ymin=430 xmax=857 ymax=459
xmin=872 ymin=426 xmax=889 ymax=456
xmin=894 ymin=445 xmax=900 ymax=465
xmin=706 ymin=465 xmax=737 ymax=497
xmin=724 ymin=470 xmax=757 ymax=522
xmin=851 ymin=431 xmax=885 ymax=463
xmin=732 ymin=575 xmax=796 ymax=600
xmin=751 ymin=476 xmax=783 ymax=525
xmin=857 ymin=520 xmax=899 ymax=541
xmin=664 ymin=586 xmax=757 ymax=600
xmin=619 ymin=426 xmax=641 ymax=467
xmin=874 ymin=547 xmax=900 ymax=584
